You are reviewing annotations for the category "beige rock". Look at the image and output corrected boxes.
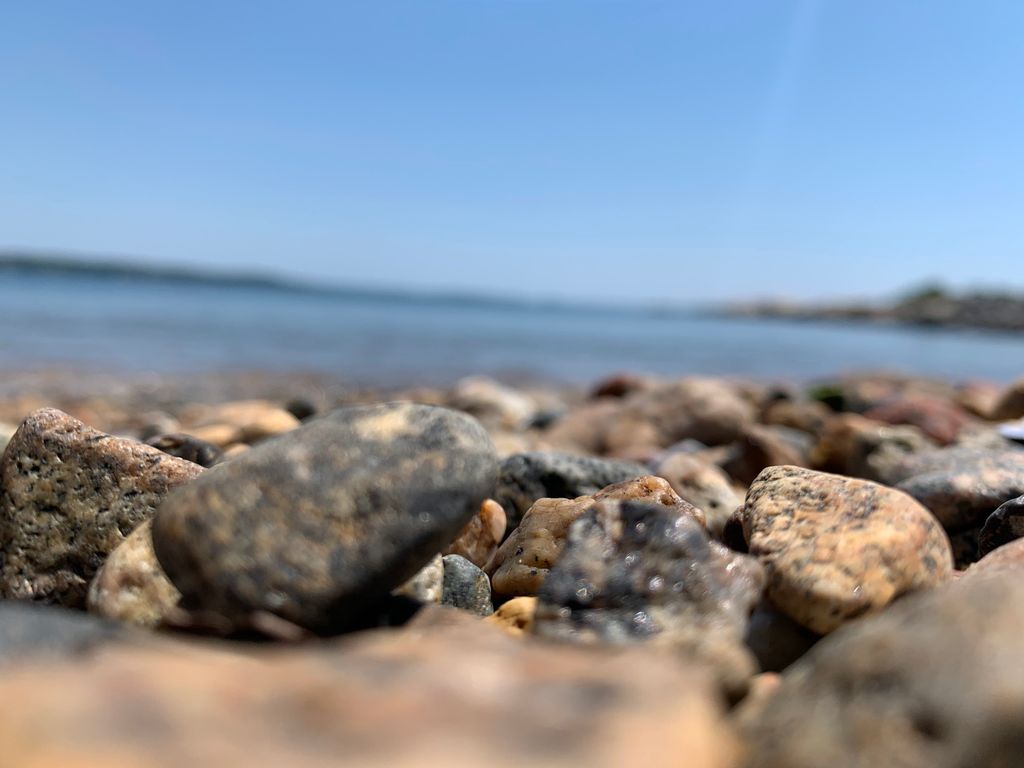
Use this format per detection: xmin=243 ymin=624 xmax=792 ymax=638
xmin=742 ymin=465 xmax=954 ymax=634
xmin=392 ymin=554 xmax=443 ymax=604
xmin=182 ymin=400 xmax=300 ymax=445
xmin=486 ymin=596 xmax=537 ymax=636
xmin=0 ymin=409 xmax=203 ymax=607
xmin=490 ymin=476 xmax=704 ymax=597
xmin=233 ymin=408 xmax=300 ymax=444
xmin=811 ymin=413 xmax=937 ymax=484
xmin=444 ymin=498 xmax=506 ymax=569
xmin=0 ymin=619 xmax=741 ymax=768
xmin=990 ymin=377 xmax=1024 ymax=420
xmin=87 ymin=520 xmax=181 ymax=627
xmin=962 ymin=537 xmax=1024 ymax=579
xmin=651 ymin=452 xmax=741 ymax=538
xmin=449 ymin=376 xmax=536 ymax=430
xmin=187 ymin=423 xmax=239 ymax=448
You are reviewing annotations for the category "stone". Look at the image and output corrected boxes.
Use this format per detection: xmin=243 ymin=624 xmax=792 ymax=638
xmin=743 ymin=603 xmax=820 ymax=673
xmin=493 ymin=451 xmax=647 ymax=533
xmin=392 ymin=554 xmax=443 ymax=604
xmin=443 ymin=498 xmax=506 ymax=569
xmin=153 ymin=403 xmax=498 ymax=633
xmin=441 ymin=554 xmax=492 ymax=615
xmin=761 ymin=399 xmax=831 ymax=436
xmin=862 ymin=393 xmax=973 ymax=445
xmin=955 ymin=380 xmax=1000 ymax=419
xmin=0 ymin=618 xmax=740 ymax=768
xmin=233 ymin=408 xmax=301 ymax=444
xmin=0 ymin=602 xmax=127 ymax=663
xmin=146 ymin=432 xmax=224 ymax=467
xmin=534 ymin=499 xmax=765 ymax=698
xmin=963 ymin=537 xmax=1024 ymax=578
xmin=974 ymin=495 xmax=1024 ymax=557
xmin=284 ymin=396 xmax=318 ymax=421
xmin=991 ymin=376 xmax=1024 ymax=420
xmin=719 ymin=424 xmax=808 ymax=487
xmin=810 ymin=413 xmax=937 ymax=484
xmin=894 ymin=448 xmax=1024 ymax=531
xmin=0 ymin=421 xmax=17 ymax=455
xmin=491 ymin=475 xmax=704 ymax=597
xmin=619 ymin=377 xmax=756 ymax=447
xmin=742 ymin=574 xmax=1024 ymax=768
xmin=0 ymin=409 xmax=204 ymax=607
xmin=541 ymin=399 xmax=624 ymax=454
xmin=486 ymin=596 xmax=537 ymax=636
xmin=449 ymin=375 xmax=536 ymax=430
xmin=87 ymin=520 xmax=181 ymax=627
xmin=741 ymin=466 xmax=953 ymax=634
xmin=650 ymin=452 xmax=741 ymax=538
xmin=590 ymin=371 xmax=657 ymax=399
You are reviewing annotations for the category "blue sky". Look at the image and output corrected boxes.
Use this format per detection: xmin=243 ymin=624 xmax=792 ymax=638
xmin=1 ymin=1 xmax=1022 ymax=302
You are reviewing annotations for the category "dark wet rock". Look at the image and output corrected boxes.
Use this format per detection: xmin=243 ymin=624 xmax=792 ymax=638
xmin=742 ymin=574 xmax=1024 ymax=768
xmin=0 ymin=602 xmax=126 ymax=662
xmin=589 ymin=372 xmax=657 ymax=399
xmin=743 ymin=603 xmax=820 ymax=673
xmin=146 ymin=432 xmax=223 ymax=468
xmin=978 ymin=494 xmax=1024 ymax=558
xmin=742 ymin=466 xmax=953 ymax=634
xmin=650 ymin=452 xmax=741 ymax=538
xmin=491 ymin=476 xmax=704 ymax=597
xmin=533 ymin=499 xmax=764 ymax=697
xmin=947 ymin=527 xmax=981 ymax=569
xmin=441 ymin=554 xmax=492 ymax=616
xmin=0 ymin=409 xmax=204 ymax=607
xmin=895 ymin=449 xmax=1024 ymax=531
xmin=284 ymin=396 xmax=318 ymax=421
xmin=493 ymin=451 xmax=647 ymax=533
xmin=153 ymin=403 xmax=498 ymax=633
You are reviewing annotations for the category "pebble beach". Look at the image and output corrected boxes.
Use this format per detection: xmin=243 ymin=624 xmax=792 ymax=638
xmin=2 ymin=367 xmax=1024 ymax=766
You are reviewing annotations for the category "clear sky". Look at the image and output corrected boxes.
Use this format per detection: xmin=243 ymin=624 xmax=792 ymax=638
xmin=1 ymin=1 xmax=1022 ymax=303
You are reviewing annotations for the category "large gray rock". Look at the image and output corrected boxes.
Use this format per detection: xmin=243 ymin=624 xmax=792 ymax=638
xmin=0 ymin=409 xmax=204 ymax=607
xmin=153 ymin=403 xmax=498 ymax=633
xmin=493 ymin=451 xmax=647 ymax=533
xmin=534 ymin=499 xmax=764 ymax=697
xmin=742 ymin=574 xmax=1024 ymax=768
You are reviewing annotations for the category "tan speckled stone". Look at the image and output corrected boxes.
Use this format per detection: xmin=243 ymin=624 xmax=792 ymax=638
xmin=743 ymin=465 xmax=953 ymax=634
xmin=485 ymin=596 xmax=537 ymax=637
xmin=87 ymin=520 xmax=181 ymax=627
xmin=0 ymin=409 xmax=203 ymax=607
xmin=490 ymin=476 xmax=705 ymax=597
xmin=443 ymin=498 xmax=506 ymax=569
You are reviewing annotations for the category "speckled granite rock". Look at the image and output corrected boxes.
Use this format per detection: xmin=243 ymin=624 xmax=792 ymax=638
xmin=441 ymin=554 xmax=492 ymax=615
xmin=146 ymin=432 xmax=223 ymax=468
xmin=0 ymin=618 xmax=740 ymax=768
xmin=443 ymin=498 xmax=506 ymax=569
xmin=741 ymin=466 xmax=953 ymax=634
xmin=392 ymin=554 xmax=443 ymax=604
xmin=0 ymin=602 xmax=128 ymax=663
xmin=486 ymin=596 xmax=537 ymax=636
xmin=534 ymin=499 xmax=764 ymax=698
xmin=153 ymin=403 xmax=498 ymax=632
xmin=0 ymin=409 xmax=204 ymax=607
xmin=493 ymin=451 xmax=647 ymax=532
xmin=87 ymin=520 xmax=181 ymax=627
xmin=742 ymin=574 xmax=1024 ymax=768
xmin=651 ymin=452 xmax=742 ymax=537
xmin=895 ymin=449 xmax=1024 ymax=531
xmin=491 ymin=476 xmax=704 ymax=597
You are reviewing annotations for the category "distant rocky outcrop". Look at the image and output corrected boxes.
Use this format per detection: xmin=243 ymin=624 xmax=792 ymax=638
xmin=723 ymin=284 xmax=1024 ymax=332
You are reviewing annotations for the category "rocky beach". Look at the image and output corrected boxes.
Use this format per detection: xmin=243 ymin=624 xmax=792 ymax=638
xmin=1 ymin=367 xmax=1024 ymax=765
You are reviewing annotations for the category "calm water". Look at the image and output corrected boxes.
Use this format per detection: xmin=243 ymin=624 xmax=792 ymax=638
xmin=2 ymin=272 xmax=1024 ymax=385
